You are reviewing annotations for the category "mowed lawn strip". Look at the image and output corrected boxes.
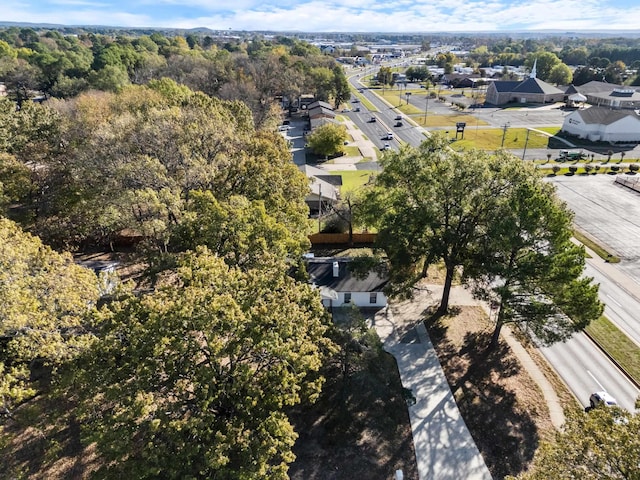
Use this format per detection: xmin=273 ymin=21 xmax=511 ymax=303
xmin=573 ymin=230 xmax=621 ymax=263
xmin=584 ymin=316 xmax=640 ymax=386
xmin=452 ymin=127 xmax=560 ymax=150
xmin=333 ymin=169 xmax=377 ymax=194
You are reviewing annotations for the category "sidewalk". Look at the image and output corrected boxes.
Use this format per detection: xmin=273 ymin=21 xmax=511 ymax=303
xmin=372 ymin=287 xmax=493 ymax=480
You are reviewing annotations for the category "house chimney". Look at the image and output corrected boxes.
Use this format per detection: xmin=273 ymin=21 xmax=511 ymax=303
xmin=332 ymin=261 xmax=340 ymax=278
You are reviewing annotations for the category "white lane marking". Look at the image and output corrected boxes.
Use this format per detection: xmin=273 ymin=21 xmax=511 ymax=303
xmin=605 ymin=294 xmax=622 ymax=307
xmin=587 ymin=370 xmax=606 ymax=392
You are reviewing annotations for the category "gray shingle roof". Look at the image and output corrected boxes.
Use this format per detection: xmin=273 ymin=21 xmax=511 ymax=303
xmin=575 ymin=107 xmax=640 ymax=126
xmin=307 ymin=258 xmax=388 ymax=292
xmin=492 ymin=81 xmax=521 ymax=92
xmin=512 ymin=77 xmax=564 ymax=95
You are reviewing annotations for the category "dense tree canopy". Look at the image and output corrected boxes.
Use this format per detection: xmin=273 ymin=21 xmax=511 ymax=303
xmin=0 ymin=217 xmax=99 ymax=416
xmin=306 ymin=123 xmax=348 ymax=158
xmin=513 ymin=407 xmax=640 ymax=480
xmin=66 ymin=249 xmax=333 ymax=479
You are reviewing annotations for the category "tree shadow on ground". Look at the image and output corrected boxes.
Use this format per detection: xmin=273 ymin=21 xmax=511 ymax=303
xmin=288 ymin=346 xmax=418 ymax=480
xmin=426 ymin=318 xmax=541 ymax=479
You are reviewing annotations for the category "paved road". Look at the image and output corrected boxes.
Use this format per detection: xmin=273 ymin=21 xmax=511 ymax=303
xmin=540 ymin=333 xmax=639 ymax=411
xmin=539 ymin=176 xmax=640 ymax=411
xmin=584 ymin=262 xmax=640 ymax=347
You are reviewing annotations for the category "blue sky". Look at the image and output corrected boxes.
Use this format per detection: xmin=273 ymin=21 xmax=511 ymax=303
xmin=3 ymin=0 xmax=640 ymax=32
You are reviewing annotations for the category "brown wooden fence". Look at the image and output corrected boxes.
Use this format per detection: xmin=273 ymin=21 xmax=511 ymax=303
xmin=308 ymin=233 xmax=377 ymax=245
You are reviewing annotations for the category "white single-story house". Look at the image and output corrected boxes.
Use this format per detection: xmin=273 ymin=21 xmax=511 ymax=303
xmin=561 ymin=107 xmax=640 ymax=143
xmin=307 ymin=257 xmax=388 ymax=308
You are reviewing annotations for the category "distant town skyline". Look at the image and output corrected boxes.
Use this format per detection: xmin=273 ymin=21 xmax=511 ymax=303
xmin=3 ymin=0 xmax=640 ymax=33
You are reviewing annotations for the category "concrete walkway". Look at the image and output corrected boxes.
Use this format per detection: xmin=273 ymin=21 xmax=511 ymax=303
xmin=372 ymin=287 xmax=493 ymax=480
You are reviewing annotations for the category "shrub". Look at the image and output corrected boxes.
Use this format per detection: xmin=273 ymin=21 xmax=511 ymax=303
xmin=629 ymin=164 xmax=639 ymax=173
xmin=568 ymin=165 xmax=578 ymax=174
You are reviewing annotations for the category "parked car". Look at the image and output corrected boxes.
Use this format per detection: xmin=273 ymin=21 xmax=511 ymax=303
xmin=589 ymin=391 xmax=618 ymax=408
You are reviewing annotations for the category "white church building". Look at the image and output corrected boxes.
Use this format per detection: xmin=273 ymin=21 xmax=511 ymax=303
xmin=561 ymin=107 xmax=640 ymax=143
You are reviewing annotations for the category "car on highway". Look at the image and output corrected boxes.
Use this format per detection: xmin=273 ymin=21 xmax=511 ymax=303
xmin=395 ymin=121 xmax=403 ymax=127
xmin=369 ymin=116 xmax=376 ymax=123
xmin=385 ymin=132 xmax=394 ymax=140
xmin=354 ymin=107 xmax=361 ymax=112
xmin=395 ymin=115 xmax=402 ymax=120
xmin=589 ymin=391 xmax=618 ymax=408
xmin=382 ymin=142 xmax=391 ymax=150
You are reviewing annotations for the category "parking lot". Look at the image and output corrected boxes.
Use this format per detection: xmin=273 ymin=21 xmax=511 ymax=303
xmin=550 ymin=175 xmax=640 ymax=281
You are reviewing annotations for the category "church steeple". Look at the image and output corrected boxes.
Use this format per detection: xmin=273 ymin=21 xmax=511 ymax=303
xmin=530 ymin=58 xmax=537 ymax=79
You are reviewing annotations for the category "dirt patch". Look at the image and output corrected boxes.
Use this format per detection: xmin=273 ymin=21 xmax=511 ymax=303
xmin=426 ymin=306 xmax=555 ymax=479
xmin=1 ymin=396 xmax=99 ymax=480
xmin=288 ymin=329 xmax=418 ymax=480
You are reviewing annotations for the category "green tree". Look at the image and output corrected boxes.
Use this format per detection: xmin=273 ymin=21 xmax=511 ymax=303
xmin=361 ymin=136 xmax=512 ymax=314
xmin=173 ymin=191 xmax=308 ymax=269
xmin=465 ymin=161 xmax=602 ymax=348
xmin=512 ymin=407 xmax=640 ymax=480
xmin=332 ymin=65 xmax=350 ymax=109
xmin=526 ymin=51 xmax=561 ymax=81
xmin=547 ymin=63 xmax=573 ymax=85
xmin=0 ymin=218 xmax=99 ymax=416
xmin=377 ymin=65 xmax=394 ymax=91
xmin=68 ymin=248 xmax=333 ymax=479
xmin=306 ymin=123 xmax=347 ymax=158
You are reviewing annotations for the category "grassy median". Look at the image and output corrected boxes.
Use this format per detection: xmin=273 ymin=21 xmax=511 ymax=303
xmin=585 ymin=316 xmax=640 ymax=386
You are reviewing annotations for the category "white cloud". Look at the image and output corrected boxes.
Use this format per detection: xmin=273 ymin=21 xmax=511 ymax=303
xmin=2 ymin=0 xmax=640 ymax=31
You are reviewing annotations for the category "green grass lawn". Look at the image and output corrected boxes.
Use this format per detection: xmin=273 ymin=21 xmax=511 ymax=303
xmin=585 ymin=316 xmax=640 ymax=385
xmin=333 ymin=170 xmax=377 ymax=194
xmin=342 ymin=145 xmax=361 ymax=157
xmin=452 ymin=127 xmax=560 ymax=150
xmin=412 ymin=113 xmax=489 ymax=128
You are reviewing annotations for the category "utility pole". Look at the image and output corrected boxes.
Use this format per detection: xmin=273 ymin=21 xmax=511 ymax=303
xmin=318 ymin=183 xmax=322 ymax=233
xmin=423 ymin=93 xmax=429 ymax=125
xmin=522 ymin=129 xmax=531 ymax=160
xmin=500 ymin=123 xmax=510 ymax=148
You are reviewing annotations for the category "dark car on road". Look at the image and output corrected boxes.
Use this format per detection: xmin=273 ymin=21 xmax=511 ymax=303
xmin=394 ymin=121 xmax=403 ymax=127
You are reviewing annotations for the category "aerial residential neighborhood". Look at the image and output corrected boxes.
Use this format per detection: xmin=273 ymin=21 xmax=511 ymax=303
xmin=2 ymin=12 xmax=640 ymax=480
